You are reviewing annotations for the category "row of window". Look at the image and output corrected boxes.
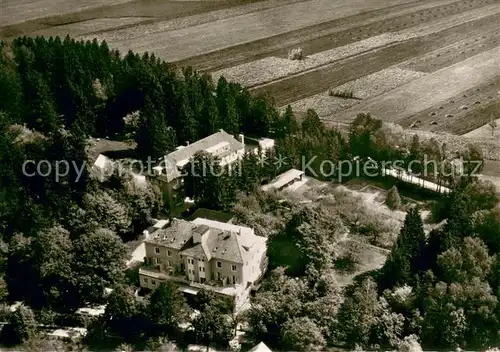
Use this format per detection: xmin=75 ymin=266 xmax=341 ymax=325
xmin=187 ymin=258 xmax=205 ymax=264
xmin=142 ymin=273 xmax=238 ymax=287
xmin=152 ymin=252 xmax=238 ymax=272
xmin=216 ymin=261 xmax=238 ymax=272
xmin=154 ymin=247 xmax=173 ymax=257
xmin=153 ymin=257 xmax=172 ymax=267
xmin=143 ymin=277 xmax=157 ymax=286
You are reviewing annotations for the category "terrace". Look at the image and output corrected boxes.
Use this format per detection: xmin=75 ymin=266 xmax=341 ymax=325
xmin=139 ymin=265 xmax=245 ymax=297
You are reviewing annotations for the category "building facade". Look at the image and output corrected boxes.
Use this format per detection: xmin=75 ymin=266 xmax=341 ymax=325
xmin=139 ymin=218 xmax=267 ymax=310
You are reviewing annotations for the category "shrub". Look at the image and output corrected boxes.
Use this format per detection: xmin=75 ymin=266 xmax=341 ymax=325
xmin=335 ymin=241 xmax=362 ymax=273
xmin=386 ymin=186 xmax=402 ymax=210
xmin=329 ymin=88 xmax=355 ymax=99
xmin=288 ymin=47 xmax=304 ymax=60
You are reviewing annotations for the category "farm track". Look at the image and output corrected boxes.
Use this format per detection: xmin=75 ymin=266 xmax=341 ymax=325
xmin=176 ymin=0 xmax=488 ymax=72
xmin=250 ymin=11 xmax=500 ymax=107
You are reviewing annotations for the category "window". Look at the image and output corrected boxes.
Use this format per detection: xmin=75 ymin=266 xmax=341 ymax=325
xmin=143 ymin=277 xmax=148 ymax=283
xmin=167 ymin=250 xmax=172 ymax=257
xmin=152 ymin=280 xmax=156 ymax=286
xmin=217 ymin=261 xmax=222 ymax=268
xmin=155 ymin=247 xmax=160 ymax=254
xmin=231 ymin=264 xmax=237 ymax=272
xmin=200 ymin=277 xmax=206 ymax=284
xmin=199 ymin=267 xmax=205 ymax=272
xmin=166 ymin=260 xmax=171 ymax=267
xmin=232 ymin=276 xmax=237 ymax=284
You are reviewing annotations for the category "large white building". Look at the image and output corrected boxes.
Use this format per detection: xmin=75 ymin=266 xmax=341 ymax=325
xmin=149 ymin=130 xmax=246 ymax=206
xmin=139 ymin=218 xmax=267 ymax=310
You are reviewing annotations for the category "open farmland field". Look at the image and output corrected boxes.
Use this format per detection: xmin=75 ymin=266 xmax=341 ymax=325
xmin=2 ymin=0 xmax=499 ymax=167
xmin=0 ymin=0 xmax=267 ymax=39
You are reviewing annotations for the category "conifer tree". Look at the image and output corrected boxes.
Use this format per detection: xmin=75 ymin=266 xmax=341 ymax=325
xmin=386 ymin=186 xmax=402 ymax=210
xmin=135 ymin=96 xmax=176 ymax=160
xmin=279 ymin=105 xmax=298 ymax=137
xmin=380 ymin=207 xmax=426 ymax=289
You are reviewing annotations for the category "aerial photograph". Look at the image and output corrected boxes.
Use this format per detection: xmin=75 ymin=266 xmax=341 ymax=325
xmin=0 ymin=0 xmax=499 ymax=350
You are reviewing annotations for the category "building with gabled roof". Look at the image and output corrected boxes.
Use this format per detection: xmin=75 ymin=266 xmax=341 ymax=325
xmin=149 ymin=129 xmax=245 ymax=207
xmin=248 ymin=342 xmax=273 ymax=352
xmin=139 ymin=218 xmax=267 ymax=310
xmin=261 ymin=168 xmax=305 ymax=192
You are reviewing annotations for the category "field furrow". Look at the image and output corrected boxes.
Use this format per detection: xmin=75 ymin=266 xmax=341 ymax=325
xmin=102 ymin=0 xmax=417 ymax=63
xmin=250 ymin=9 xmax=500 ymax=107
xmin=398 ymin=80 xmax=500 ymax=135
xmin=0 ymin=0 xmax=133 ymax=27
xmin=222 ymin=2 xmax=500 ymax=89
xmin=76 ymin=0 xmax=307 ymax=43
xmin=176 ymin=0 xmax=460 ymax=71
xmin=399 ymin=26 xmax=500 ymax=73
xmin=329 ymin=47 xmax=500 ymax=128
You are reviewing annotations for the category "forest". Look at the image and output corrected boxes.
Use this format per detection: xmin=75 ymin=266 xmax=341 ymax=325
xmin=0 ymin=35 xmax=498 ymax=351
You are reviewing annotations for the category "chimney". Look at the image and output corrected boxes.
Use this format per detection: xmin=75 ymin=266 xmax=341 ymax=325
xmin=193 ymin=225 xmax=210 ymax=244
xmin=238 ymin=134 xmax=245 ymax=145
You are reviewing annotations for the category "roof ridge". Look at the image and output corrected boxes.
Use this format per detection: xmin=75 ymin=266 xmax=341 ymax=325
xmin=231 ymin=231 xmax=244 ymax=264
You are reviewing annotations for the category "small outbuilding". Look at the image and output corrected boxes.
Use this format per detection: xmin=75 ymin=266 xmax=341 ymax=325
xmin=262 ymin=169 xmax=305 ymax=192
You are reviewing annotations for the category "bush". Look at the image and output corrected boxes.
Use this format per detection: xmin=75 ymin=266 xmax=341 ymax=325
xmin=335 ymin=241 xmax=362 ymax=273
xmin=329 ymin=88 xmax=355 ymax=99
xmin=386 ymin=186 xmax=402 ymax=210
xmin=288 ymin=47 xmax=304 ymax=60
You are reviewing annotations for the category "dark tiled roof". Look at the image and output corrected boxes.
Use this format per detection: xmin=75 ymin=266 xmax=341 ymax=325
xmin=210 ymin=231 xmax=244 ymax=264
xmin=148 ymin=218 xmax=245 ymax=264
xmin=146 ymin=219 xmax=196 ymax=250
xmin=87 ymin=138 xmax=135 ymax=163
